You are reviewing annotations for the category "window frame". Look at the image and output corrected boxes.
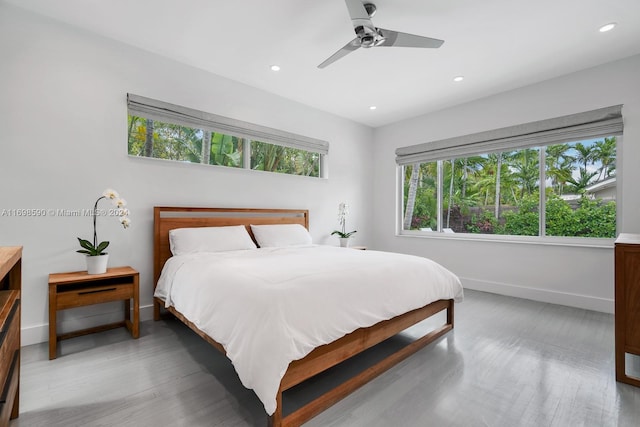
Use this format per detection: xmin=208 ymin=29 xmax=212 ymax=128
xmin=395 ymin=107 xmax=623 ymax=248
xmin=127 ymin=94 xmax=329 ymax=179
xmin=397 ymin=160 xmax=618 ymax=249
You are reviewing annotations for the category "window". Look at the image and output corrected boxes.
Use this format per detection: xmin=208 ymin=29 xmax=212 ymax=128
xmin=397 ymin=106 xmax=623 ymax=240
xmin=250 ymin=141 xmax=320 ymax=176
xmin=544 ymin=139 xmax=617 ymax=238
xmin=127 ymin=94 xmax=327 ymax=178
xmin=128 ymin=118 xmax=243 ymax=167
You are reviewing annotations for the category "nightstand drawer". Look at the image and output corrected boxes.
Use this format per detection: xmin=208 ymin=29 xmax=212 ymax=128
xmin=56 ymin=283 xmax=133 ymax=310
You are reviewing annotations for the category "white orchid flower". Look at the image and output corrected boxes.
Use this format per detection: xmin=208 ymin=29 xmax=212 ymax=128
xmin=119 ymin=216 xmax=131 ymax=229
xmin=103 ymin=188 xmax=119 ymax=200
xmin=337 ymin=202 xmax=349 ymax=223
xmin=77 ymin=188 xmax=131 ymax=257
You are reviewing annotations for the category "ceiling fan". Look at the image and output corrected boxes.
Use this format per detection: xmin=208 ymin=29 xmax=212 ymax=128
xmin=318 ymin=0 xmax=444 ymax=69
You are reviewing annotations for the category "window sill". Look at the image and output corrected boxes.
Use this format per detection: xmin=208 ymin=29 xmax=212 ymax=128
xmin=397 ymin=230 xmax=614 ymax=249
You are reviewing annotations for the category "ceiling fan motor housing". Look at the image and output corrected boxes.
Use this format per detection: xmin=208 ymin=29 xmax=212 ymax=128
xmin=354 ymin=25 xmax=377 ymax=47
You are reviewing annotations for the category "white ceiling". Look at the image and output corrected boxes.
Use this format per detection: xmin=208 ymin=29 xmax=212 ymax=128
xmin=7 ymin=0 xmax=640 ymax=127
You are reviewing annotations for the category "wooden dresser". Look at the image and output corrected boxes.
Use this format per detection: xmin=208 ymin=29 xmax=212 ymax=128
xmin=0 ymin=246 xmax=21 ymax=425
xmin=614 ymin=234 xmax=640 ymax=387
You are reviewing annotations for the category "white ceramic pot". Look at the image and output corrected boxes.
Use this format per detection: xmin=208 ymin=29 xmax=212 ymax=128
xmin=339 ymin=238 xmax=351 ymax=248
xmin=86 ymin=254 xmax=109 ymax=274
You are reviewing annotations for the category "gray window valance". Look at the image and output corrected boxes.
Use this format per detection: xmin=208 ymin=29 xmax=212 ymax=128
xmin=127 ymin=94 xmax=329 ymax=155
xmin=395 ymin=105 xmax=623 ymax=165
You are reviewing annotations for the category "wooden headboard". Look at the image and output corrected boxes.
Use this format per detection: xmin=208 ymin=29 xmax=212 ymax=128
xmin=153 ymin=207 xmax=309 ymax=287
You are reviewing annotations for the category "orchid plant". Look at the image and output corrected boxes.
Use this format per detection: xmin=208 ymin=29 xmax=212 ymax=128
xmin=77 ymin=188 xmax=130 ymax=256
xmin=331 ymin=202 xmax=357 ymax=238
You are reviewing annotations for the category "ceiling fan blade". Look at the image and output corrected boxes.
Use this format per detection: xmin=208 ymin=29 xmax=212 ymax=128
xmin=344 ymin=0 xmax=370 ymax=21
xmin=318 ymin=39 xmax=361 ymax=69
xmin=377 ymin=28 xmax=444 ymax=48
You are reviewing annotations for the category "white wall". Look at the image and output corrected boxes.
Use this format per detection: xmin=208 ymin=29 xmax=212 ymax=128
xmin=372 ymin=54 xmax=640 ymax=313
xmin=0 ymin=4 xmax=374 ymax=345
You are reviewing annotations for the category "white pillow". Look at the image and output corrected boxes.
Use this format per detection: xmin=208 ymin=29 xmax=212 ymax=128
xmin=250 ymin=224 xmax=312 ymax=248
xmin=169 ymin=226 xmax=257 ymax=255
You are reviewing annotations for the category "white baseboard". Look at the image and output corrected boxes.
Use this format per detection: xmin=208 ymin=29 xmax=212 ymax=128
xmin=21 ymin=303 xmax=156 ymax=346
xmin=461 ymin=277 xmax=614 ymax=313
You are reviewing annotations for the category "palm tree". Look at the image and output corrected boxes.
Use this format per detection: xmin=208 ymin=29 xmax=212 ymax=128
xmin=494 ymin=152 xmax=505 ymax=219
xmin=592 ymin=137 xmax=616 ymax=180
xmin=546 ymin=144 xmax=575 ymax=194
xmin=459 ymin=156 xmax=484 ymax=200
xmin=255 ymin=142 xmax=281 ymax=171
xmin=471 ymin=154 xmax=499 ymax=206
xmin=472 ymin=161 xmax=496 ymax=206
xmin=172 ymin=125 xmax=202 ymax=163
xmin=567 ymin=169 xmax=598 ymax=193
xmin=403 ymin=164 xmax=421 ymax=230
xmin=446 ymin=159 xmax=455 ymax=227
xmin=201 ymin=130 xmax=211 ymax=164
xmin=509 ymin=148 xmax=539 ymax=198
xmin=404 ymin=162 xmax=438 ymax=230
xmin=547 ymin=161 xmax=573 ymax=195
xmin=144 ymin=118 xmax=154 ymax=157
xmin=573 ymin=142 xmax=594 ymax=172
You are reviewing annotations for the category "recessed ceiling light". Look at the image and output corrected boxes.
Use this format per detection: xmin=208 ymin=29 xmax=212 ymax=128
xmin=369 ymin=106 xmax=377 ymax=110
xmin=270 ymin=65 xmax=281 ymax=71
xmin=599 ymin=23 xmax=617 ymax=33
xmin=453 ymin=76 xmax=464 ymax=82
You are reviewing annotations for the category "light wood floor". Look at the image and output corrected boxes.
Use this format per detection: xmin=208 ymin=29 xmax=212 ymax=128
xmin=12 ymin=290 xmax=640 ymax=427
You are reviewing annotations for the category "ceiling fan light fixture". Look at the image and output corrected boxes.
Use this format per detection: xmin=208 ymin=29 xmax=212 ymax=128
xmin=453 ymin=76 xmax=464 ymax=82
xmin=270 ymin=65 xmax=281 ymax=71
xmin=599 ymin=23 xmax=617 ymax=32
xmin=364 ymin=3 xmax=377 ymax=18
xmin=369 ymin=106 xmax=377 ymax=110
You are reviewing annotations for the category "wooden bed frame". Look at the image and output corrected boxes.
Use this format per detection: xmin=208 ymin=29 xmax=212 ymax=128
xmin=153 ymin=206 xmax=454 ymax=426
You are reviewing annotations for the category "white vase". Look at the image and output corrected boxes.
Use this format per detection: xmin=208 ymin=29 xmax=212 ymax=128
xmin=86 ymin=254 xmax=109 ymax=274
xmin=339 ymin=238 xmax=351 ymax=248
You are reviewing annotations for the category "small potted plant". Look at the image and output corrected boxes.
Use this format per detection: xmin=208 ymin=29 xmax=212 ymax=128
xmin=77 ymin=188 xmax=130 ymax=274
xmin=331 ymin=202 xmax=356 ymax=247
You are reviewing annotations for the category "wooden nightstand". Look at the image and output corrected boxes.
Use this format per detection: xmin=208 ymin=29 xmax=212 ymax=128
xmin=48 ymin=266 xmax=139 ymax=360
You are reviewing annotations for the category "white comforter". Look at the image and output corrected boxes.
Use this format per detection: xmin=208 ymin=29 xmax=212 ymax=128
xmin=155 ymin=245 xmax=463 ymax=415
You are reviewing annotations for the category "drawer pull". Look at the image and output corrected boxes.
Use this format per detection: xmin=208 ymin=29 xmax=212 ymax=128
xmin=78 ymin=287 xmax=117 ymax=295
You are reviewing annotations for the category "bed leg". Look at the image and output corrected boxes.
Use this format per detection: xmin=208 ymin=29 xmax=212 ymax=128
xmin=267 ymin=389 xmax=283 ymax=427
xmin=153 ymin=300 xmax=161 ymax=321
xmin=447 ymin=298 xmax=454 ymax=328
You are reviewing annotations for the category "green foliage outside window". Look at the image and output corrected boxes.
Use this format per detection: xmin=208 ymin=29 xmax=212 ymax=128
xmin=127 ymin=116 xmax=241 ymax=167
xmin=127 ymin=116 xmax=320 ymax=177
xmin=403 ymin=138 xmax=617 ymax=238
xmin=497 ymin=193 xmax=539 ymax=236
xmin=251 ymin=141 xmax=319 ymax=177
